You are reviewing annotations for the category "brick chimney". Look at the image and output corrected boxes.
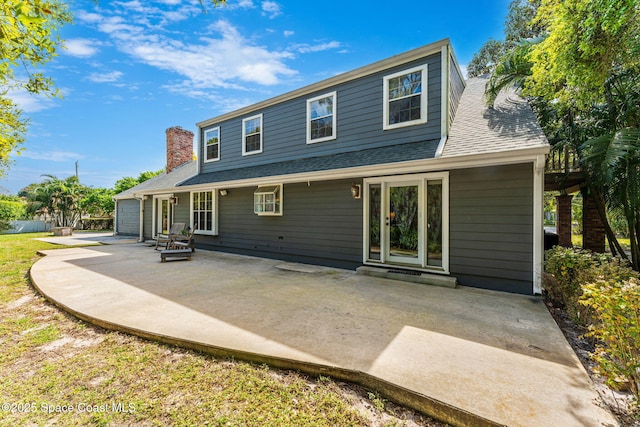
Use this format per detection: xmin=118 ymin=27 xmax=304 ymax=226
xmin=166 ymin=126 xmax=194 ymax=173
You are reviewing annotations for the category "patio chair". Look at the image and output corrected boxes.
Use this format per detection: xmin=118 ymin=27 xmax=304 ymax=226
xmin=161 ymin=230 xmax=195 ymax=262
xmin=154 ymin=222 xmax=186 ymax=250
xmin=168 ymin=231 xmax=195 ymax=252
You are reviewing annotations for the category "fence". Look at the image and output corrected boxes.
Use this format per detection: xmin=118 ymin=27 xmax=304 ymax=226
xmin=2 ymin=220 xmax=51 ymax=234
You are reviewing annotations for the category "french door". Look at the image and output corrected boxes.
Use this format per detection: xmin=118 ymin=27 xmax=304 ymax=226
xmin=153 ymin=196 xmax=172 ymax=236
xmin=365 ymin=173 xmax=448 ymax=272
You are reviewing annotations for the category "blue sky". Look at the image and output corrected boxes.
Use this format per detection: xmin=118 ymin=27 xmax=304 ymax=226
xmin=2 ymin=0 xmax=510 ymax=194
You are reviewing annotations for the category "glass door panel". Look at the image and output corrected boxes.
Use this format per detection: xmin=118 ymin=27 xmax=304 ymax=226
xmin=162 ymin=199 xmax=170 ymax=234
xmin=387 ymin=184 xmax=420 ymax=264
xmin=156 ymin=198 xmax=170 ymax=235
xmin=426 ymin=180 xmax=443 ymax=267
xmin=368 ymin=184 xmax=381 ymax=261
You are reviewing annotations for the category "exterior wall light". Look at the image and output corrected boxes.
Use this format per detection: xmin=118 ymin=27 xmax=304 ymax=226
xmin=351 ymin=184 xmax=361 ymax=199
xmin=219 ymin=189 xmax=228 ymax=196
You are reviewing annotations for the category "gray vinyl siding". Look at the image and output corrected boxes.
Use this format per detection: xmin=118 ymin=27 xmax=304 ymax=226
xmin=200 ymin=54 xmax=442 ymax=174
xmin=116 ymin=199 xmax=139 ymax=236
xmin=449 ymin=55 xmax=465 ymax=127
xmin=194 ymin=179 xmax=363 ymax=269
xmin=143 ymin=198 xmax=153 ymax=240
xmin=449 ymin=164 xmax=534 ymax=294
xmin=173 ymin=192 xmax=191 ymax=226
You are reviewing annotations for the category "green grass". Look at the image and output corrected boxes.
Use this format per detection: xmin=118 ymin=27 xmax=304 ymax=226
xmin=571 ymin=234 xmax=632 ymax=252
xmin=0 ymin=233 xmax=436 ymax=426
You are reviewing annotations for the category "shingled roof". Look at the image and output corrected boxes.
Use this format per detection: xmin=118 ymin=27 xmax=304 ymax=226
xmin=179 ymin=139 xmax=439 ymax=187
xmin=441 ymin=76 xmax=548 ymax=158
xmin=114 ymin=161 xmax=197 ymax=200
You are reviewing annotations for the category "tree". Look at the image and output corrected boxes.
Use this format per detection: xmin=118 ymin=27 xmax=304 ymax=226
xmin=504 ymin=0 xmax=543 ymax=45
xmin=22 ymin=175 xmax=88 ymax=228
xmin=114 ymin=169 xmax=164 ymax=194
xmin=467 ymin=0 xmax=542 ymax=78
xmin=0 ymin=1 xmax=72 ymax=177
xmin=81 ymin=187 xmax=115 ymax=217
xmin=526 ymin=0 xmax=640 ymax=108
xmin=467 ymin=39 xmax=505 ymax=78
xmin=483 ymin=0 xmax=640 ymax=267
xmin=0 ymin=1 xmax=226 ymax=178
xmin=0 ymin=194 xmax=27 ymax=231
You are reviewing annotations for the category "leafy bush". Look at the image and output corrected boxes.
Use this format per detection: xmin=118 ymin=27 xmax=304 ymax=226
xmin=544 ymin=246 xmax=637 ymax=324
xmin=580 ymin=278 xmax=640 ymax=399
xmin=0 ymin=199 xmax=28 ymax=231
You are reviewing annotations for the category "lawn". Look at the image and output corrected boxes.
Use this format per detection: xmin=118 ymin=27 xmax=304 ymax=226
xmin=0 ymin=233 xmax=441 ymax=426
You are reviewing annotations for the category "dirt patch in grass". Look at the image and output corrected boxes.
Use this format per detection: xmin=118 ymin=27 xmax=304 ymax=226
xmin=0 ymin=234 xmax=446 ymax=426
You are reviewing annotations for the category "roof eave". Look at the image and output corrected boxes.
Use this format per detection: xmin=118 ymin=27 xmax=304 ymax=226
xmin=175 ymin=145 xmax=550 ymax=193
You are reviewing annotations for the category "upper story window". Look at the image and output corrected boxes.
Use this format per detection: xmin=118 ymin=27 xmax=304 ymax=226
xmin=242 ymin=114 xmax=263 ymax=156
xmin=204 ymin=127 xmax=220 ymax=162
xmin=383 ymin=65 xmax=428 ymax=130
xmin=307 ymin=91 xmax=337 ymax=144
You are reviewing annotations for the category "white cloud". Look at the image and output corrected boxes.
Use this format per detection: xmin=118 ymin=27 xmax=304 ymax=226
xmin=228 ymin=0 xmax=255 ymax=9
xmin=91 ymin=16 xmax=295 ymax=91
xmin=88 ymin=71 xmax=124 ymax=83
xmin=6 ymin=88 xmax=59 ymax=113
xmin=64 ymin=39 xmax=100 ymax=58
xmin=261 ymin=1 xmax=282 ymax=18
xmin=283 ymin=30 xmax=294 ymax=37
xmin=76 ymin=10 xmax=102 ymax=23
xmin=295 ymin=41 xmax=342 ymax=53
xmin=21 ymin=151 xmax=85 ymax=162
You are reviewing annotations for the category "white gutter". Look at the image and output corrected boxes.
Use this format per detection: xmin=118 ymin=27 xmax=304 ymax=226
xmin=112 ymin=198 xmax=118 ymax=236
xmin=533 ymin=154 xmax=546 ymax=294
xmin=134 ymin=195 xmax=146 ymax=243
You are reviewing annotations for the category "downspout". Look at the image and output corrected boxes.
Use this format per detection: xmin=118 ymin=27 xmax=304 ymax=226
xmin=134 ymin=195 xmax=146 ymax=243
xmin=112 ymin=198 xmax=118 ymax=236
xmin=533 ymin=154 xmax=546 ymax=295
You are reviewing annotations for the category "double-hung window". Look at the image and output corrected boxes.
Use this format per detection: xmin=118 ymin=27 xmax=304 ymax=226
xmin=307 ymin=91 xmax=336 ymax=144
xmin=242 ymin=114 xmax=263 ymax=156
xmin=383 ymin=65 xmax=428 ymax=130
xmin=204 ymin=127 xmax=220 ymax=162
xmin=190 ymin=190 xmax=217 ymax=235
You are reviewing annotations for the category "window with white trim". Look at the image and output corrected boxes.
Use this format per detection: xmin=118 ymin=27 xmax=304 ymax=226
xmin=204 ymin=127 xmax=220 ymax=162
xmin=190 ymin=190 xmax=217 ymax=235
xmin=242 ymin=114 xmax=263 ymax=155
xmin=307 ymin=91 xmax=336 ymax=144
xmin=383 ymin=65 xmax=428 ymax=130
xmin=254 ymin=184 xmax=282 ymax=216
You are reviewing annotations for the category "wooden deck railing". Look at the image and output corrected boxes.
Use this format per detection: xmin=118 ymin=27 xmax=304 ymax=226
xmin=545 ymin=144 xmax=580 ymax=174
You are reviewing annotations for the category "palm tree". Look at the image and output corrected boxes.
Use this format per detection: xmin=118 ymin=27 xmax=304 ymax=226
xmin=579 ymin=68 xmax=640 ymax=269
xmin=485 ymin=37 xmax=543 ymax=106
xmin=32 ymin=175 xmax=88 ymax=228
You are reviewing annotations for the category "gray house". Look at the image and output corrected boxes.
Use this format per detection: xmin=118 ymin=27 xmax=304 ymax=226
xmin=115 ymin=38 xmax=549 ymax=295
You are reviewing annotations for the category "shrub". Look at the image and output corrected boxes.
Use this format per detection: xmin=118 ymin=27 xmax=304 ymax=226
xmin=544 ymin=246 xmax=637 ymax=324
xmin=545 ymin=247 xmax=611 ymax=322
xmin=580 ymin=278 xmax=640 ymax=400
xmin=0 ymin=199 xmax=28 ymax=232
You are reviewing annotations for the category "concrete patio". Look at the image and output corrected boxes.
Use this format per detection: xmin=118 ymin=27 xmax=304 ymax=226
xmin=29 ymin=240 xmax=618 ymax=427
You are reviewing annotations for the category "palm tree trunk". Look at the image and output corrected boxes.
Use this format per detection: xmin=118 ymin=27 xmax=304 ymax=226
xmin=631 ymin=216 xmax=640 ymax=270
